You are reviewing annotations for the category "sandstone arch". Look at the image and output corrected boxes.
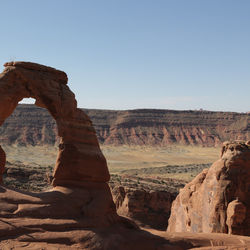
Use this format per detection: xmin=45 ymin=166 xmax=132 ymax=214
xmin=0 ymin=61 xmax=110 ymax=185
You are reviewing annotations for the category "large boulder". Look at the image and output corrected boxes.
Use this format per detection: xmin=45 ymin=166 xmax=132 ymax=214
xmin=167 ymin=141 xmax=250 ymax=236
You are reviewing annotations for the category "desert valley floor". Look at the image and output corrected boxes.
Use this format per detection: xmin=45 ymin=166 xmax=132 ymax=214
xmin=2 ymin=144 xmax=219 ymax=192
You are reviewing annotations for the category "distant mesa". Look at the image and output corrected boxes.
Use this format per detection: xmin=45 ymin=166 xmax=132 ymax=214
xmin=0 ymin=104 xmax=249 ymax=147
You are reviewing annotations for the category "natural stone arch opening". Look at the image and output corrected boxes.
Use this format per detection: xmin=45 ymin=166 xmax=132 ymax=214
xmin=1 ymin=97 xmax=59 ymax=191
xmin=1 ymin=97 xmax=58 ymax=146
xmin=20 ymin=97 xmax=36 ymax=104
xmin=0 ymin=61 xmax=110 ymax=187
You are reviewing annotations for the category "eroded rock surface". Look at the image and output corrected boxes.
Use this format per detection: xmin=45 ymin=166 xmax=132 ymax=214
xmin=112 ymin=186 xmax=175 ymax=230
xmin=0 ymin=61 xmax=109 ymax=184
xmin=167 ymin=141 xmax=250 ymax=236
xmin=0 ymin=62 xmax=133 ymax=248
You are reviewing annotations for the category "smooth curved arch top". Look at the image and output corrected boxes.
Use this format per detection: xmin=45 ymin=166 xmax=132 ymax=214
xmin=0 ymin=61 xmax=110 ymax=185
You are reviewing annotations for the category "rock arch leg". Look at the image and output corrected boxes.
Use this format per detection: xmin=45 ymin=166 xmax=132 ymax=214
xmin=0 ymin=61 xmax=110 ymax=185
xmin=0 ymin=62 xmax=121 ymax=236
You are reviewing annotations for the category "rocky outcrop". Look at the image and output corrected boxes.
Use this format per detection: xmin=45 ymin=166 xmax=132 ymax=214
xmin=0 ymin=105 xmax=249 ymax=147
xmin=111 ymin=186 xmax=176 ymax=230
xmin=0 ymin=62 xmax=127 ymax=247
xmin=0 ymin=61 xmax=110 ymax=184
xmin=167 ymin=141 xmax=250 ymax=236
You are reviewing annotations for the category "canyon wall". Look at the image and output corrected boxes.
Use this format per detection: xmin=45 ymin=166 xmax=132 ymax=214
xmin=0 ymin=104 xmax=249 ymax=146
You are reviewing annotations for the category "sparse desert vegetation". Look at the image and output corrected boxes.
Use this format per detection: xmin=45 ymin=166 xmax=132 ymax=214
xmin=2 ymin=144 xmax=220 ymax=193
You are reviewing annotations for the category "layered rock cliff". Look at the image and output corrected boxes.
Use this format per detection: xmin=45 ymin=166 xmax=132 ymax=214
xmin=0 ymin=105 xmax=249 ymax=146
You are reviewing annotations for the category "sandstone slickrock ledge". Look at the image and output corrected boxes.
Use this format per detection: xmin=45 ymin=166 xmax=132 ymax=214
xmin=0 ymin=61 xmax=110 ymax=184
xmin=167 ymin=141 xmax=250 ymax=236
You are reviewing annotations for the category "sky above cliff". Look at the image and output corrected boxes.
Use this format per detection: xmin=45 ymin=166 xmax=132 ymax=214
xmin=0 ymin=0 xmax=249 ymax=112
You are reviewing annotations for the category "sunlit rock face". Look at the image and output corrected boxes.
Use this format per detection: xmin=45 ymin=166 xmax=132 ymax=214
xmin=167 ymin=141 xmax=250 ymax=236
xmin=0 ymin=61 xmax=125 ymax=246
xmin=0 ymin=61 xmax=110 ymax=184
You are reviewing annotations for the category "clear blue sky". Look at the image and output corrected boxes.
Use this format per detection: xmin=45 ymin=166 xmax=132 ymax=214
xmin=0 ymin=0 xmax=249 ymax=112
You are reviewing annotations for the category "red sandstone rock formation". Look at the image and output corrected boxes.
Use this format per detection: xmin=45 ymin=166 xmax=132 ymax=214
xmin=167 ymin=141 xmax=250 ymax=236
xmin=0 ymin=61 xmax=109 ymax=184
xmin=0 ymin=61 xmax=124 ymax=246
xmin=0 ymin=62 xmax=249 ymax=249
xmin=112 ymin=186 xmax=175 ymax=230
